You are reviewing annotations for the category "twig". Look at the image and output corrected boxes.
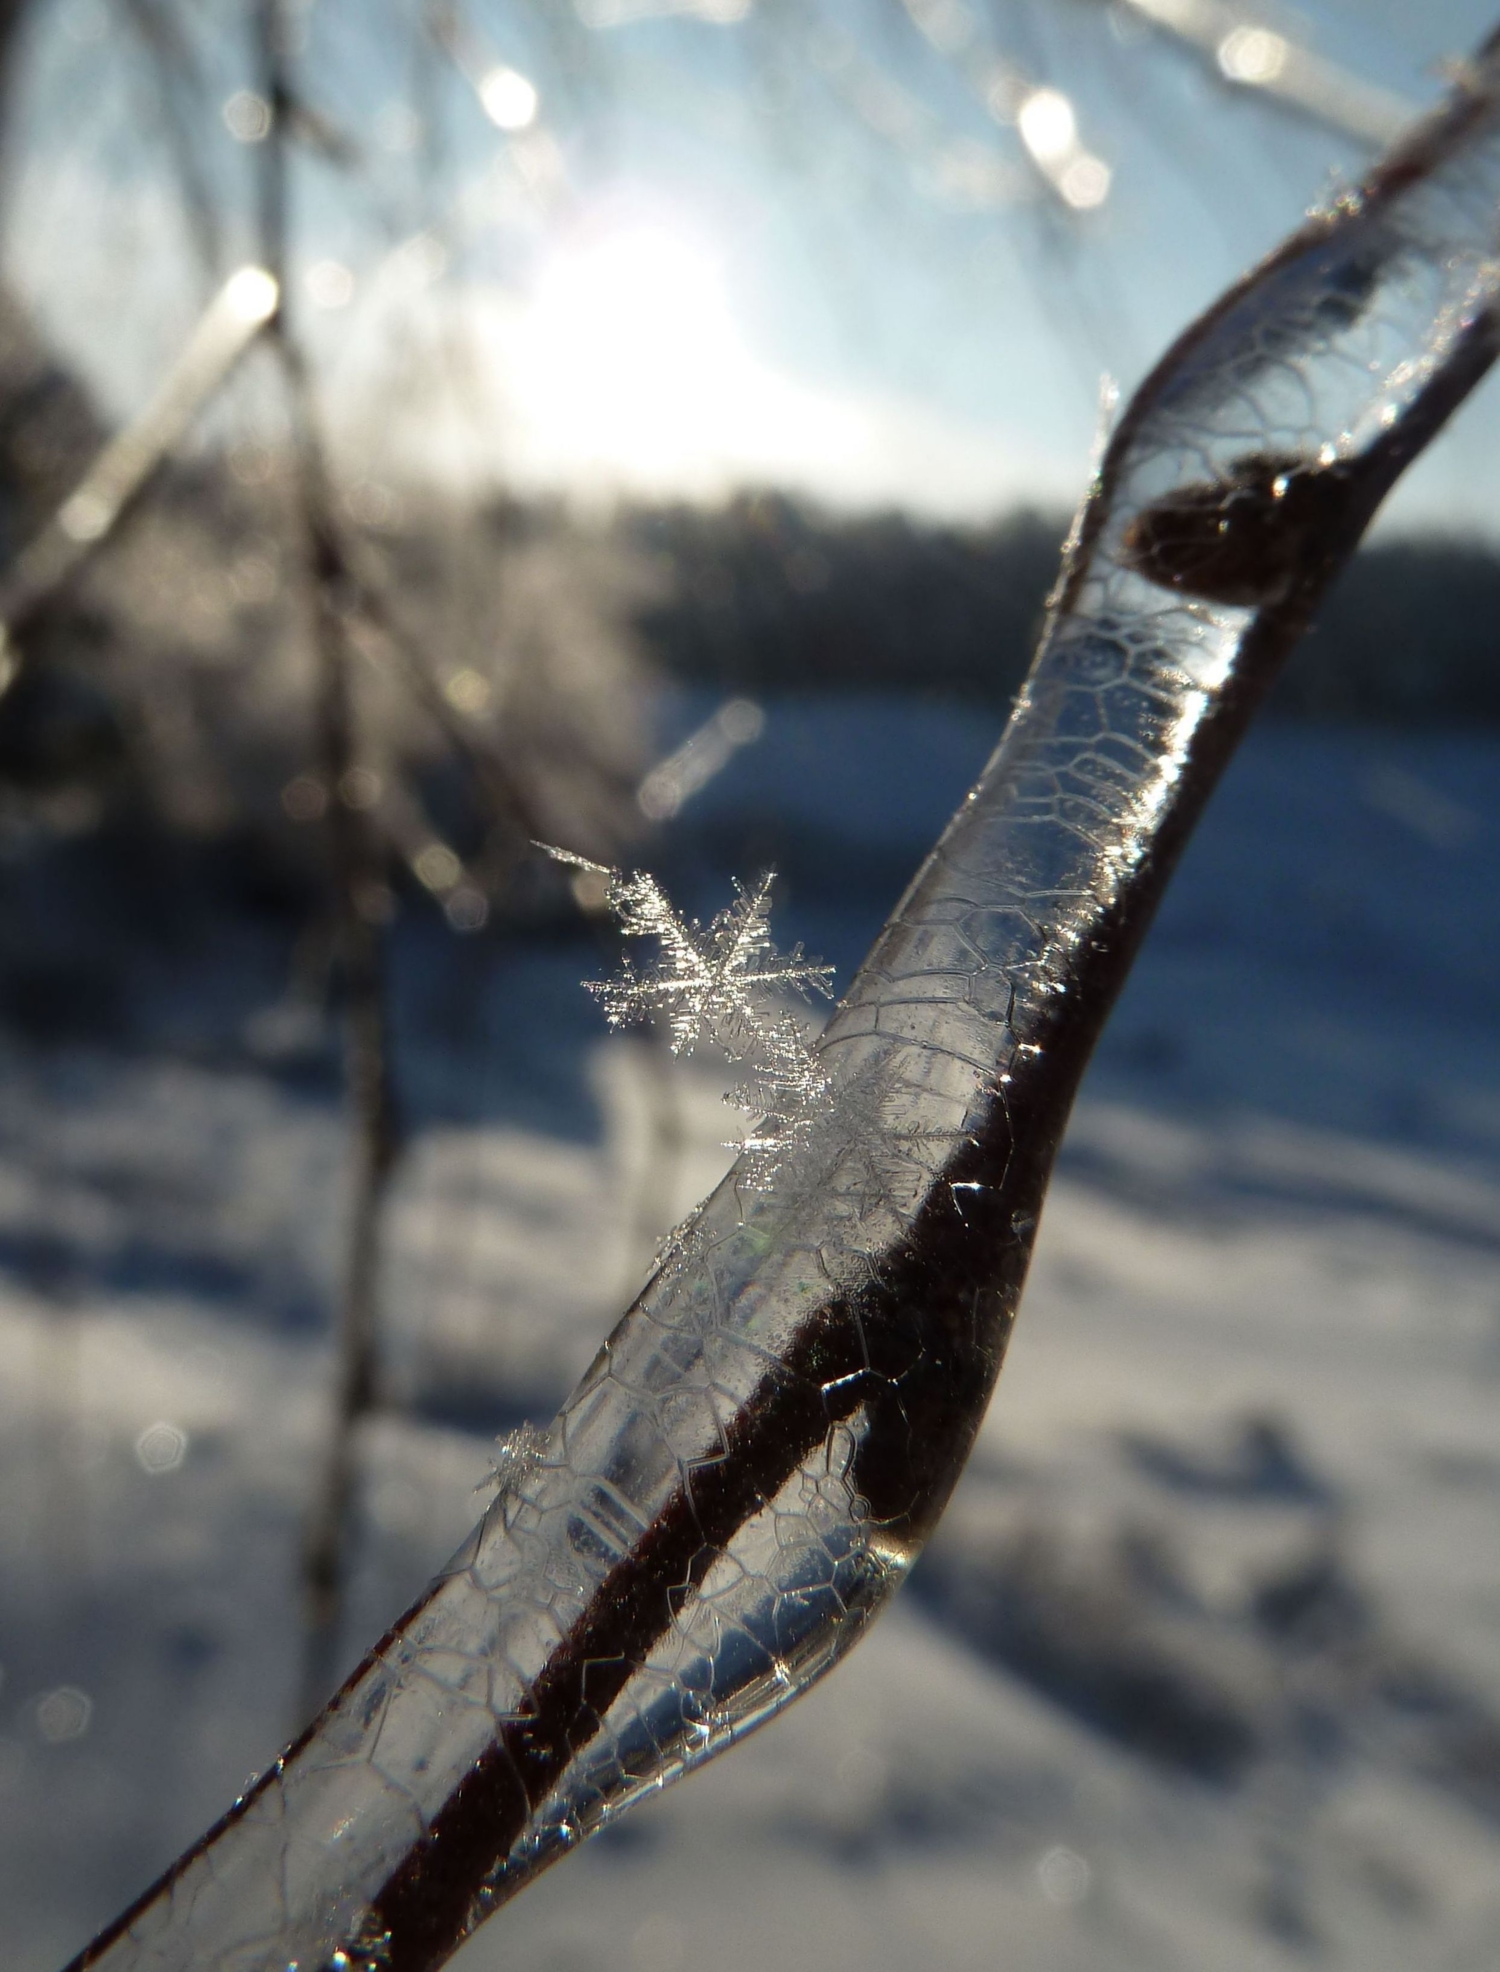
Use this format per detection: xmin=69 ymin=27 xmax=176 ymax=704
xmin=1107 ymin=0 xmax=1417 ymax=148
xmin=249 ymin=0 xmax=403 ymax=1723
xmin=0 ymin=265 xmax=277 ymax=695
xmin=119 ymin=0 xmax=225 ymax=279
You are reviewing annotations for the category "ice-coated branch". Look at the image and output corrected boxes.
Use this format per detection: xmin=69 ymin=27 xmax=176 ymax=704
xmin=1113 ymin=0 xmax=1416 ymax=150
xmin=0 ymin=264 xmax=278 ymax=693
xmin=62 ymin=28 xmax=1500 ymax=1972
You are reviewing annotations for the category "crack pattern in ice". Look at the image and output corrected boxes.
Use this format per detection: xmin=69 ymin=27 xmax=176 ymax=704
xmin=63 ymin=31 xmax=1500 ymax=1972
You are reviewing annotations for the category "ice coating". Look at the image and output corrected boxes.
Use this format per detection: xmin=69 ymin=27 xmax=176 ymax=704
xmin=65 ymin=36 xmax=1500 ymax=1972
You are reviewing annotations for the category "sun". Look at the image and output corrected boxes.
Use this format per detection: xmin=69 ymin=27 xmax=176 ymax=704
xmin=352 ymin=213 xmax=1067 ymax=518
xmin=508 ymin=221 xmax=791 ymax=494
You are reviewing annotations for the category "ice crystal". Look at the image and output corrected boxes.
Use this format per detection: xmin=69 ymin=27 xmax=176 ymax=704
xmin=544 ymin=847 xmax=834 ymax=1187
xmin=483 ymin=1420 xmax=551 ymax=1498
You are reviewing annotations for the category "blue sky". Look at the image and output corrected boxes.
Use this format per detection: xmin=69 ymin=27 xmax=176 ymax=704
xmin=9 ymin=0 xmax=1500 ymax=535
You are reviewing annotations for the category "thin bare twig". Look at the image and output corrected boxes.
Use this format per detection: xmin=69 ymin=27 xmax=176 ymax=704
xmin=119 ymin=0 xmax=225 ymax=279
xmin=250 ymin=0 xmax=403 ymax=1723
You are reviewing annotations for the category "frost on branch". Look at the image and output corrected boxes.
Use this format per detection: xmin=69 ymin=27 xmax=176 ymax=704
xmin=544 ymin=848 xmax=834 ymax=1187
xmin=482 ymin=1420 xmax=550 ymax=1503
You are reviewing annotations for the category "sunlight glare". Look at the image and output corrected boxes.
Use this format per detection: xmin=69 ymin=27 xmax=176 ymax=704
xmin=223 ymin=264 xmax=280 ymax=326
xmin=1218 ymin=26 xmax=1289 ymax=87
xmin=1017 ymin=88 xmax=1076 ymax=166
xmin=1060 ymin=156 xmax=1111 ymax=210
xmin=511 ymin=226 xmax=779 ymax=490
xmin=479 ymin=65 xmax=539 ymax=132
xmin=359 ymin=217 xmax=1081 ymax=518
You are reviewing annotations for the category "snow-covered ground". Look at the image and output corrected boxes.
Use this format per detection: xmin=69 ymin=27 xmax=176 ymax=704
xmin=2 ymin=704 xmax=1498 ymax=1971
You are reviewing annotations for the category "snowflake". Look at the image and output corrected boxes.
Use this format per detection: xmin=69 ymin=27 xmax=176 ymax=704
xmin=542 ymin=847 xmax=834 ymax=1188
xmin=481 ymin=1420 xmax=551 ymax=1498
